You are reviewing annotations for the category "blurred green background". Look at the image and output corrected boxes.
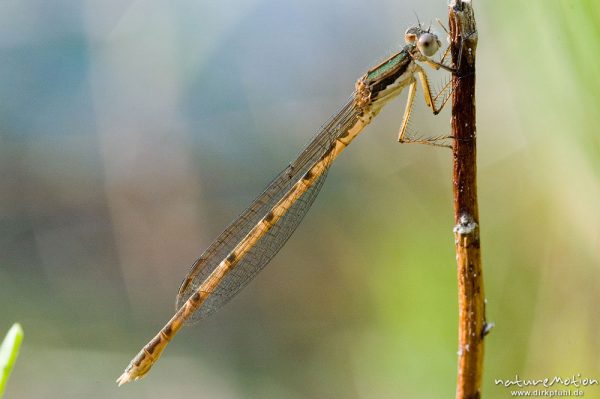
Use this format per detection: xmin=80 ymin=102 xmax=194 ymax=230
xmin=1 ymin=1 xmax=599 ymax=398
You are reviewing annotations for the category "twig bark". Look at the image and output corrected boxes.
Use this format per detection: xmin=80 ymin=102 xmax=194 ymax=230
xmin=448 ymin=2 xmax=486 ymax=399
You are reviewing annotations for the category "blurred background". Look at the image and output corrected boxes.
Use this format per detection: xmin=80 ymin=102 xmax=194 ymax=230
xmin=1 ymin=0 xmax=599 ymax=398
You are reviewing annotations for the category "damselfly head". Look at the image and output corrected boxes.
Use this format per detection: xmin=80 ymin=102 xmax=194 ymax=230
xmin=404 ymin=26 xmax=441 ymax=58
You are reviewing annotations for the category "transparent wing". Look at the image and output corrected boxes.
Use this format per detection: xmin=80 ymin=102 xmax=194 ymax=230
xmin=176 ymin=98 xmax=359 ymax=322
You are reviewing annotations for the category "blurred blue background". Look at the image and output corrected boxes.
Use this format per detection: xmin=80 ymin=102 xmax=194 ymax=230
xmin=1 ymin=1 xmax=599 ymax=398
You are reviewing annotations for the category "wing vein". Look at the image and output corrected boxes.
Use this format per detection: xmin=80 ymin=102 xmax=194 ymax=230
xmin=176 ymin=96 xmax=360 ymax=322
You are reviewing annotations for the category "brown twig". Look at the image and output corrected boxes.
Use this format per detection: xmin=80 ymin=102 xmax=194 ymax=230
xmin=448 ymin=2 xmax=486 ymax=399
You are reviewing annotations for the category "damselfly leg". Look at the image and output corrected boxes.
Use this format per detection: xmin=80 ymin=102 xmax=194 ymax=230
xmin=397 ymin=63 xmax=453 ymax=147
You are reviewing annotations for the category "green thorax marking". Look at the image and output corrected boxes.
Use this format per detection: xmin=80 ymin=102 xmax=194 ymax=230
xmin=366 ymin=47 xmax=412 ymax=82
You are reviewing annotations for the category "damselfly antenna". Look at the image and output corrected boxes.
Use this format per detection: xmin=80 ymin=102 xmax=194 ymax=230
xmin=413 ymin=11 xmax=422 ymax=28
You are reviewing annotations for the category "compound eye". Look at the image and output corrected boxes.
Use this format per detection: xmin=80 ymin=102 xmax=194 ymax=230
xmin=417 ymin=33 xmax=440 ymax=57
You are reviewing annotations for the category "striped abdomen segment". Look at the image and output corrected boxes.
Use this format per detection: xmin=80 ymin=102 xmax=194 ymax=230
xmin=117 ymin=105 xmax=374 ymax=385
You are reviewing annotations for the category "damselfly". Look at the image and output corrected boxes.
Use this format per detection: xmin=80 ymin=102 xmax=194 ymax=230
xmin=117 ymin=23 xmax=453 ymax=386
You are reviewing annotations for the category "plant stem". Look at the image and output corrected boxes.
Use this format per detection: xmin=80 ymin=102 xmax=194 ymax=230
xmin=448 ymin=2 xmax=486 ymax=399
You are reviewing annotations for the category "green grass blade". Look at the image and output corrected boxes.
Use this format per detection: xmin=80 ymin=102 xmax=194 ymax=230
xmin=0 ymin=323 xmax=24 ymax=397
